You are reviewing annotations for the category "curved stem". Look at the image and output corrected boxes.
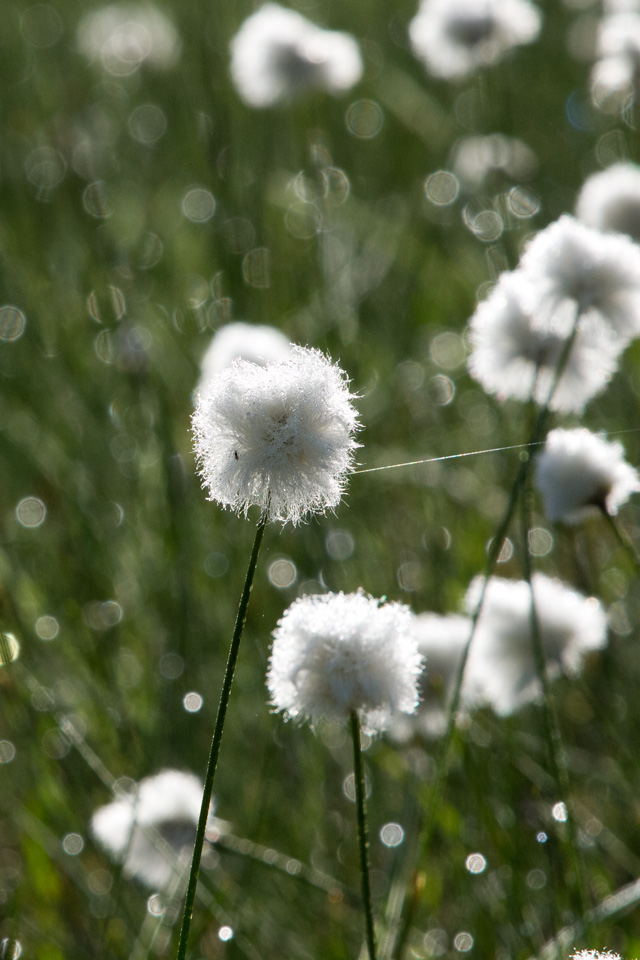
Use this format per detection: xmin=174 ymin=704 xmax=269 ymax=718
xmin=175 ymin=513 xmax=268 ymax=960
xmin=350 ymin=710 xmax=377 ymax=960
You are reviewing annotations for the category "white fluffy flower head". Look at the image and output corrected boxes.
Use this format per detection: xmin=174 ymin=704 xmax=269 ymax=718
xmin=535 ymin=428 xmax=640 ymax=524
xmin=464 ymin=575 xmax=608 ymax=716
xmin=90 ymin=770 xmax=218 ymax=889
xmin=466 ymin=270 xmax=620 ymax=413
xmin=77 ymin=3 xmax=181 ymax=75
xmin=267 ymin=590 xmax=423 ymax=734
xmin=519 ymin=214 xmax=640 ymax=341
xmin=409 ymin=0 xmax=542 ymax=81
xmin=230 ymin=4 xmax=363 ymax=108
xmin=191 ymin=345 xmax=360 ymax=525
xmin=576 ymin=163 xmax=640 ymax=241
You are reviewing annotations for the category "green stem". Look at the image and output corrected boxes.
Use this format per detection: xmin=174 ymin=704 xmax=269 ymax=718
xmin=175 ymin=513 xmax=268 ymax=960
xmin=350 ymin=710 xmax=377 ymax=960
xmin=520 ymin=464 xmax=591 ymax=941
xmin=394 ymin=313 xmax=582 ymax=959
xmin=603 ymin=510 xmax=640 ymax=574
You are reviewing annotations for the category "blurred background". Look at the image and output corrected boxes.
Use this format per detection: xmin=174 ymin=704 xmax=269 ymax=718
xmin=2 ymin=0 xmax=640 ymax=957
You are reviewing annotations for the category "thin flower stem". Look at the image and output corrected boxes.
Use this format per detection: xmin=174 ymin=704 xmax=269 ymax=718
xmin=175 ymin=512 xmax=268 ymax=960
xmin=350 ymin=710 xmax=377 ymax=960
xmin=603 ymin=510 xmax=640 ymax=574
xmin=394 ymin=312 xmax=582 ymax=960
xmin=520 ymin=464 xmax=592 ymax=944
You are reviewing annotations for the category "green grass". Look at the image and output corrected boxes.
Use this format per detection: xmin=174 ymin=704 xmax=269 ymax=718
xmin=2 ymin=0 xmax=640 ymax=958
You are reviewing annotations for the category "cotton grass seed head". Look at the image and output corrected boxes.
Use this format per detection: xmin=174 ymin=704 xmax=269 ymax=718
xmin=535 ymin=427 xmax=640 ymax=524
xmin=191 ymin=345 xmax=360 ymax=526
xmin=229 ymin=3 xmax=363 ymax=108
xmin=464 ymin=574 xmax=608 ymax=716
xmin=466 ymin=270 xmax=620 ymax=413
xmin=519 ymin=214 xmax=640 ymax=342
xmin=90 ymin=770 xmax=219 ymax=889
xmin=576 ymin=163 xmax=640 ymax=241
xmin=409 ymin=0 xmax=542 ymax=81
xmin=77 ymin=3 xmax=181 ymax=75
xmin=267 ymin=590 xmax=423 ymax=734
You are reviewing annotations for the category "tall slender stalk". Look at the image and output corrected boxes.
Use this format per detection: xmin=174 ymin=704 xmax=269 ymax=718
xmin=175 ymin=512 xmax=268 ymax=960
xmin=350 ymin=710 xmax=377 ymax=960
xmin=520 ymin=460 xmax=591 ymax=941
xmin=394 ymin=315 xmax=583 ymax=959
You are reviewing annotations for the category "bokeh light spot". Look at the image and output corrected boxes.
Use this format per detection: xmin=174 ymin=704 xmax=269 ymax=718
xmin=62 ymin=833 xmax=84 ymax=856
xmin=425 ymin=170 xmax=459 ymax=206
xmin=528 ymin=527 xmax=553 ymax=557
xmin=129 ymin=103 xmax=167 ymax=144
xmin=380 ymin=822 xmax=405 ymax=847
xmin=465 ymin=853 xmax=487 ymax=874
xmin=183 ymin=692 xmax=203 ymax=713
xmin=182 ymin=188 xmax=216 ymax=223
xmin=83 ymin=181 xmax=112 ymax=219
xmin=242 ymin=248 xmax=271 ymax=288
xmin=454 ymin=932 xmax=474 ymax=952
xmin=345 ymin=99 xmax=384 ymax=139
xmin=16 ymin=497 xmax=46 ymax=528
xmin=552 ymin=801 xmax=568 ymax=822
xmin=0 ymin=741 xmax=16 ymax=763
xmin=325 ymin=529 xmax=355 ymax=562
xmin=0 ymin=306 xmax=27 ymax=342
xmin=36 ymin=616 xmax=59 ymax=640
xmin=268 ymin=558 xmax=297 ymax=588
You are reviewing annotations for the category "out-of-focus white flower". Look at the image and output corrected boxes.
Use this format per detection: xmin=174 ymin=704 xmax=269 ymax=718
xmin=463 ymin=575 xmax=608 ymax=716
xmin=535 ymin=428 xmax=640 ymax=524
xmin=77 ymin=3 xmax=181 ymax=75
xmin=229 ymin=4 xmax=363 ymax=108
xmin=90 ymin=770 xmax=222 ymax=889
xmin=576 ymin=163 xmax=640 ymax=241
xmin=519 ymin=214 xmax=640 ymax=342
xmin=191 ymin=345 xmax=360 ymax=525
xmin=267 ymin=590 xmax=423 ymax=734
xmin=466 ymin=270 xmax=621 ymax=413
xmin=196 ymin=323 xmax=292 ymax=399
xmin=451 ymin=134 xmax=537 ymax=190
xmin=591 ymin=15 xmax=640 ymax=111
xmin=409 ymin=0 xmax=542 ymax=81
xmin=389 ymin=613 xmax=469 ymax=741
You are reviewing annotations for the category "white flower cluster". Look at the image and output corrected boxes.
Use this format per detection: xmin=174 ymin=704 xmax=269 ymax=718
xmin=267 ymin=590 xmax=423 ymax=734
xmin=77 ymin=3 xmax=181 ymax=75
xmin=230 ymin=4 xmax=363 ymax=108
xmin=463 ymin=574 xmax=608 ymax=717
xmin=409 ymin=0 xmax=542 ymax=81
xmin=535 ymin=428 xmax=640 ymax=524
xmin=192 ymin=345 xmax=360 ymax=525
xmin=90 ymin=770 xmax=219 ymax=889
xmin=467 ymin=215 xmax=640 ymax=412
